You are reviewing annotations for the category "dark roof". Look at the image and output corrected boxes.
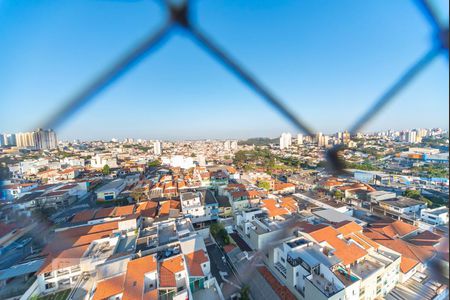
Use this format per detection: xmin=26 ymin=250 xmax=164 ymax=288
xmin=216 ymin=195 xmax=231 ymax=208
xmin=381 ymin=197 xmax=426 ymax=208
xmin=15 ymin=191 xmax=44 ymax=203
xmin=204 ymin=190 xmax=218 ymax=205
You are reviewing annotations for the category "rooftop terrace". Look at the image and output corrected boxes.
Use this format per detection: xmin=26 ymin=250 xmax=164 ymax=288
xmin=350 ymin=259 xmax=383 ymax=279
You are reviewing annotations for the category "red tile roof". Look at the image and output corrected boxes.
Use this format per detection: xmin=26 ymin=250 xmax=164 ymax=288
xmin=114 ymin=205 xmax=135 ymax=217
xmin=184 ymin=250 xmax=209 ymax=277
xmin=93 ymin=274 xmax=125 ymax=300
xmin=38 ymin=244 xmax=89 ymax=274
xmin=335 ymin=221 xmax=363 ymax=236
xmin=257 ymin=266 xmax=296 ymax=300
xmin=370 ymin=220 xmax=418 ymax=238
xmin=72 ymin=209 xmax=97 ymax=223
xmin=364 ymin=228 xmax=435 ymax=273
xmin=122 ymin=255 xmax=158 ymax=300
xmin=94 ymin=207 xmax=116 ymax=219
xmin=159 ymin=255 xmax=185 ymax=288
xmin=307 ymin=225 xmax=367 ymax=265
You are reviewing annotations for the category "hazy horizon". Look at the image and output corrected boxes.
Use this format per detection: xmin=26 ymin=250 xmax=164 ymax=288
xmin=1 ymin=0 xmax=448 ymax=140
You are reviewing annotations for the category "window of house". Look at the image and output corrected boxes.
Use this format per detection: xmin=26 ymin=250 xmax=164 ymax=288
xmin=45 ymin=282 xmax=55 ymax=290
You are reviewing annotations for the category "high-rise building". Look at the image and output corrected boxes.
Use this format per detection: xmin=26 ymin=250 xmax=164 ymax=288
xmin=154 ymin=141 xmax=162 ymax=155
xmin=406 ymin=130 xmax=418 ymax=144
xmin=16 ymin=132 xmax=36 ymax=148
xmin=315 ymin=132 xmax=322 ymax=145
xmin=224 ymin=140 xmax=231 ymax=151
xmin=297 ymin=134 xmax=303 ymax=145
xmin=280 ymin=133 xmax=292 ymax=150
xmin=34 ymin=128 xmax=57 ymax=150
xmin=318 ymin=135 xmax=329 ymax=147
xmin=6 ymin=133 xmax=16 ymax=146
xmin=336 ymin=132 xmax=343 ymax=143
xmin=230 ymin=141 xmax=238 ymax=150
xmin=342 ymin=131 xmax=351 ymax=144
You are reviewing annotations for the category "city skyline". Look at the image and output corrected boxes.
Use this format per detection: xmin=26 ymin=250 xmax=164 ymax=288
xmin=0 ymin=0 xmax=449 ymax=140
xmin=2 ymin=126 xmax=447 ymax=144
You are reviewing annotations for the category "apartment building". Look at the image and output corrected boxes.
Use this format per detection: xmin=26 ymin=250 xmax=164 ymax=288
xmin=265 ymin=221 xmax=402 ymax=300
xmin=234 ymin=208 xmax=299 ymax=251
xmin=378 ymin=196 xmax=427 ymax=215
xmin=420 ymin=207 xmax=449 ymax=226
xmin=179 ymin=190 xmax=219 ymax=224
xmin=90 ymin=232 xmax=220 ymax=300
xmin=36 ymin=218 xmax=136 ymax=294
xmin=96 ymin=179 xmax=126 ymax=201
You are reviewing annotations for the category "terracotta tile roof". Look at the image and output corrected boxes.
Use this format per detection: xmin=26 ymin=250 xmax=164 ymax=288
xmin=308 ymin=225 xmax=367 ymax=265
xmin=257 ymin=266 xmax=296 ymax=300
xmin=159 ymin=255 xmax=185 ymax=288
xmin=370 ymin=220 xmax=418 ymax=238
xmin=184 ymin=250 xmax=209 ymax=277
xmin=280 ymin=197 xmax=297 ymax=212
xmin=407 ymin=230 xmax=443 ymax=247
xmin=335 ymin=221 xmax=363 ymax=236
xmin=226 ymin=166 xmax=237 ymax=174
xmin=57 ymin=221 xmax=118 ymax=239
xmin=137 ymin=201 xmax=158 ymax=218
xmin=72 ymin=209 xmax=97 ymax=223
xmin=159 ymin=201 xmax=171 ymax=217
xmin=94 ymin=207 xmax=116 ymax=219
xmin=93 ymin=274 xmax=125 ymax=300
xmin=364 ymin=228 xmax=435 ymax=273
xmin=38 ymin=244 xmax=89 ymax=274
xmin=143 ymin=289 xmax=158 ymax=300
xmin=114 ymin=205 xmax=135 ymax=217
xmin=261 ymin=199 xmax=290 ymax=218
xmin=122 ymin=255 xmax=157 ymax=300
xmin=274 ymin=182 xmax=295 ymax=191
xmin=353 ymin=232 xmax=379 ymax=250
xmin=400 ymin=256 xmax=420 ymax=273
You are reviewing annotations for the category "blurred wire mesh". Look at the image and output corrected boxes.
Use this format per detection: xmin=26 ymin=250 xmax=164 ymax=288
xmin=10 ymin=0 xmax=450 ymax=291
xmin=39 ymin=0 xmax=448 ymax=173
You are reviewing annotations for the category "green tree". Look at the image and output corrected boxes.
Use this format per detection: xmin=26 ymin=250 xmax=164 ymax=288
xmin=240 ymin=285 xmax=251 ymax=300
xmin=210 ymin=222 xmax=224 ymax=237
xmin=210 ymin=222 xmax=230 ymax=244
xmin=404 ymin=189 xmax=421 ymax=200
xmin=147 ymin=160 xmax=161 ymax=167
xmin=102 ymin=164 xmax=111 ymax=175
xmin=333 ymin=190 xmax=344 ymax=200
xmin=257 ymin=181 xmax=271 ymax=191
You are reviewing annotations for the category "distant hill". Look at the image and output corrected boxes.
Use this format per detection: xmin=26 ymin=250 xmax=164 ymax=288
xmin=238 ymin=137 xmax=278 ymax=146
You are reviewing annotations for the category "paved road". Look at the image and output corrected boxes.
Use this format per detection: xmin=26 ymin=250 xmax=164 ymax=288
xmin=230 ymin=232 xmax=252 ymax=252
xmin=206 ymin=244 xmax=240 ymax=298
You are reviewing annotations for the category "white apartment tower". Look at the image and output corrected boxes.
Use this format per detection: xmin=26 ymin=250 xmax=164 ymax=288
xmin=153 ymin=141 xmax=162 ymax=155
xmin=297 ymin=134 xmax=303 ymax=145
xmin=224 ymin=140 xmax=231 ymax=151
xmin=280 ymin=133 xmax=292 ymax=150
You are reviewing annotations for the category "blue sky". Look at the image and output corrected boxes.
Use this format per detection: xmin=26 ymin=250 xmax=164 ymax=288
xmin=0 ymin=0 xmax=448 ymax=140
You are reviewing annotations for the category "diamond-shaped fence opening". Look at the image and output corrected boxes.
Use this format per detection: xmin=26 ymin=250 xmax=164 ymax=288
xmin=37 ymin=0 xmax=448 ymax=173
xmin=2 ymin=0 xmax=448 ymax=292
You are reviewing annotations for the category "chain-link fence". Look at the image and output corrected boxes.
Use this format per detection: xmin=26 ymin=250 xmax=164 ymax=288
xmin=38 ymin=0 xmax=448 ymax=173
xmin=1 ymin=1 xmax=447 ymax=297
